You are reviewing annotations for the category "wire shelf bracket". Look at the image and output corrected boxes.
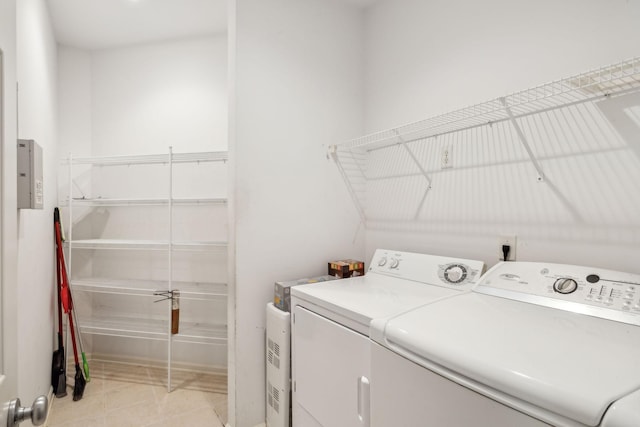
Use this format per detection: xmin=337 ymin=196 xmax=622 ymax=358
xmin=499 ymin=97 xmax=545 ymax=182
xmin=392 ymin=129 xmax=433 ymax=219
xmin=328 ymin=144 xmax=367 ymax=224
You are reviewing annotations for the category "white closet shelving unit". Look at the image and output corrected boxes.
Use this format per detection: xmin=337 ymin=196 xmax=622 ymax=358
xmin=331 ymin=57 xmax=640 ymax=223
xmin=61 ymin=148 xmax=228 ymax=391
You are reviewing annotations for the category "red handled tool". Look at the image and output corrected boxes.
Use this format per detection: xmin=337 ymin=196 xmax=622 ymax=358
xmin=51 ymin=209 xmax=67 ymax=397
xmin=54 ymin=208 xmax=86 ymax=401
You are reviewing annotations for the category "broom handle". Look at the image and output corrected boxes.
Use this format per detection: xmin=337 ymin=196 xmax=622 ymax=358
xmin=55 ymin=221 xmax=63 ymax=344
xmin=54 ymin=210 xmax=62 ymax=330
xmin=67 ymin=309 xmax=80 ymax=366
xmin=62 ymin=248 xmax=79 ymax=366
xmin=67 ymin=283 xmax=90 ymax=381
xmin=54 ymin=221 xmax=70 ymax=312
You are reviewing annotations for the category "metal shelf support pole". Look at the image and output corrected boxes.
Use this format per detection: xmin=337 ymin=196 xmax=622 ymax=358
xmin=167 ymin=146 xmax=173 ymax=392
xmin=67 ymin=152 xmax=73 ymax=273
xmin=500 ymin=97 xmax=546 ymax=182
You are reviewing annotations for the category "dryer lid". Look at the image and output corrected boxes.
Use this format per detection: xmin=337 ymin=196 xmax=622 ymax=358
xmin=291 ymin=249 xmax=485 ymax=335
xmin=381 ymin=292 xmax=640 ymax=426
xmin=291 ymin=273 xmax=458 ymax=335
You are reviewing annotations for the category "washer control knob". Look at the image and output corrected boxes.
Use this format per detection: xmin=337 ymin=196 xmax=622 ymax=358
xmin=554 ymin=278 xmax=578 ymax=294
xmin=389 ymin=258 xmax=400 ymax=269
xmin=378 ymin=257 xmax=387 ymax=267
xmin=586 ymin=274 xmax=600 ymax=283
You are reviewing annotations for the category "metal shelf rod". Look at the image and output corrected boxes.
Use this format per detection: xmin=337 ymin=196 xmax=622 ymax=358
xmin=63 ymin=150 xmax=228 ymax=166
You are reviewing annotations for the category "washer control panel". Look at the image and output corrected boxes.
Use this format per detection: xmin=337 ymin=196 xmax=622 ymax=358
xmin=368 ymin=249 xmax=485 ymax=289
xmin=476 ymin=262 xmax=640 ymax=326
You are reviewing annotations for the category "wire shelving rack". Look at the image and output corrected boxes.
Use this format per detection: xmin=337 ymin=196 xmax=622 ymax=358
xmin=330 ymin=57 xmax=640 ymax=224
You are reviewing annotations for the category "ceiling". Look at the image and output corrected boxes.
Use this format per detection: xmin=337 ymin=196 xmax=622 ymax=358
xmin=47 ymin=0 xmax=228 ymax=50
xmin=47 ymin=0 xmax=378 ymax=51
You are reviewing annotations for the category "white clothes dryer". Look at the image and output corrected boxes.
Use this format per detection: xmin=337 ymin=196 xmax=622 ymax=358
xmin=290 ymin=249 xmax=485 ymax=427
xmin=370 ymin=261 xmax=640 ymax=427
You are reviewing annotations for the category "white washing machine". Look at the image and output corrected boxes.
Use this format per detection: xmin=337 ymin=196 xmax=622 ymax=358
xmin=290 ymin=249 xmax=485 ymax=427
xmin=370 ymin=261 xmax=640 ymax=427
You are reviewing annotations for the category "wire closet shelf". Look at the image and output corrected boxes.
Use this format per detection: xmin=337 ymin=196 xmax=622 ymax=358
xmin=62 ymin=148 xmax=229 ymax=391
xmin=330 ymin=57 xmax=640 ymax=223
xmin=337 ymin=57 xmax=640 ymax=152
xmin=64 ymin=150 xmax=228 ymax=166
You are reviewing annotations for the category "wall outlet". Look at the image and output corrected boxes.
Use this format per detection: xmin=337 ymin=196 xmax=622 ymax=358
xmin=499 ymin=235 xmax=517 ymax=261
xmin=441 ymin=146 xmax=453 ymax=169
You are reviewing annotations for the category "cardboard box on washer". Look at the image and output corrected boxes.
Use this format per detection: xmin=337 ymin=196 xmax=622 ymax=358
xmin=328 ymin=259 xmax=365 ymax=278
xmin=274 ymin=275 xmax=337 ymax=312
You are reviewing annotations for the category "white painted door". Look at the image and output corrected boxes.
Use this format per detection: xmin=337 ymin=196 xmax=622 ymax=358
xmin=0 ymin=41 xmax=47 ymax=427
xmin=370 ymin=343 xmax=547 ymax=427
xmin=292 ymin=306 xmax=370 ymax=427
xmin=0 ymin=47 xmax=19 ymax=427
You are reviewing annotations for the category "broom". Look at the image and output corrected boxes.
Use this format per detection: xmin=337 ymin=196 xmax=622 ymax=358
xmin=51 ymin=213 xmax=67 ymax=397
xmin=54 ymin=208 xmax=86 ymax=400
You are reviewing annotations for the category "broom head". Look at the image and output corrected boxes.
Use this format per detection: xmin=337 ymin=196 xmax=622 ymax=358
xmin=51 ymin=346 xmax=67 ymax=398
xmin=72 ymin=364 xmax=86 ymax=401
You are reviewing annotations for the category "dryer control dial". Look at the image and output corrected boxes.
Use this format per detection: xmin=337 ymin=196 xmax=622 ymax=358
xmin=443 ymin=264 xmax=468 ymax=284
xmin=378 ymin=257 xmax=387 ymax=267
xmin=554 ymin=278 xmax=578 ymax=294
xmin=389 ymin=258 xmax=400 ymax=269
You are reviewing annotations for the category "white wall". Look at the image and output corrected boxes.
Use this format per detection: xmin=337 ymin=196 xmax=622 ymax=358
xmin=362 ymin=0 xmax=640 ymax=273
xmin=365 ymin=0 xmax=640 ymax=130
xmin=58 ymin=47 xmax=92 ymax=158
xmin=60 ymin=36 xmax=227 ymax=156
xmin=90 ymin=36 xmax=227 ymax=155
xmin=16 ymin=0 xmax=58 ymax=410
xmin=230 ymin=0 xmax=365 ymax=425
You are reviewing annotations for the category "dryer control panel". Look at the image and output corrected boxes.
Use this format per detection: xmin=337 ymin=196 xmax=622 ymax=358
xmin=475 ymin=262 xmax=640 ymax=326
xmin=368 ymin=249 xmax=485 ymax=290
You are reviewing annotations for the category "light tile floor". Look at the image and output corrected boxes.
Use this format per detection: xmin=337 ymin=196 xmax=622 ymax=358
xmin=45 ymin=361 xmax=228 ymax=427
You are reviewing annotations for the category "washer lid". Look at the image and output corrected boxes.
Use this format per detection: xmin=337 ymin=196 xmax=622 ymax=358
xmin=381 ymin=293 xmax=640 ymax=426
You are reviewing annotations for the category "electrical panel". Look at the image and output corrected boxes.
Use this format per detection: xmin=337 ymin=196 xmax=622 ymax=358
xmin=17 ymin=139 xmax=43 ymax=209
